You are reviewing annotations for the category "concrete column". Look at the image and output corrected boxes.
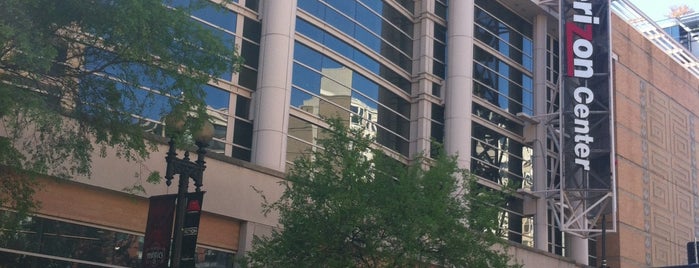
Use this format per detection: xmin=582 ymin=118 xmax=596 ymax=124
xmin=532 ymin=14 xmax=549 ymax=252
xmin=251 ymin=0 xmax=297 ymax=172
xmin=568 ymin=234 xmax=589 ymax=265
xmin=409 ymin=0 xmax=435 ymax=157
xmin=444 ymin=0 xmax=475 ymax=169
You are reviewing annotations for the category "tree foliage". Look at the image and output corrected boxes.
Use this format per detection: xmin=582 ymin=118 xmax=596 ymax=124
xmin=245 ymin=119 xmax=518 ymax=268
xmin=667 ymin=4 xmax=695 ymax=18
xmin=0 ymin=0 xmax=240 ymax=224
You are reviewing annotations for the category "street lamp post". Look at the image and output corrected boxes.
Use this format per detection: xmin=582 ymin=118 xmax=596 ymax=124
xmin=164 ymin=122 xmax=214 ymax=268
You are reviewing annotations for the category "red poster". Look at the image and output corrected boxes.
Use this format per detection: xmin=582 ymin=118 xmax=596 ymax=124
xmin=142 ymin=194 xmax=177 ymax=268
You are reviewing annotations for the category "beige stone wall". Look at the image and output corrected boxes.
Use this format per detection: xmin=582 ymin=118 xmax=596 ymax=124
xmin=504 ymin=243 xmax=582 ymax=268
xmin=34 ymin=176 xmax=241 ymax=251
xmin=610 ymin=13 xmax=699 ymax=268
xmin=27 ymin=139 xmax=286 ymax=253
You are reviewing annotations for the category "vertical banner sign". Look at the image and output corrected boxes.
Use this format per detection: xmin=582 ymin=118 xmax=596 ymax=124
xmin=560 ymin=0 xmax=614 ymax=217
xmin=179 ymin=191 xmax=205 ymax=268
xmin=142 ymin=194 xmax=177 ymax=268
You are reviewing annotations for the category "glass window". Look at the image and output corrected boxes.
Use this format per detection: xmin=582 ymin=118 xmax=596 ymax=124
xmin=241 ymin=40 xmax=260 ymax=69
xmin=287 ymin=116 xmax=317 ymax=165
xmin=245 ymin=0 xmax=259 ymax=12
xmin=295 ymin=18 xmax=412 ymax=88
xmin=204 ymin=85 xmax=229 ymax=153
xmin=394 ymin=0 xmax=415 ymax=13
xmin=231 ymin=95 xmax=252 ymax=161
xmin=235 ymin=95 xmax=251 ymax=118
xmin=430 ymin=103 xmax=445 ymax=157
xmin=472 ymin=102 xmax=523 ymax=135
xmin=432 ymin=82 xmax=441 ymax=98
xmin=435 ymin=0 xmax=447 ymax=20
xmin=166 ymin=0 xmax=238 ymax=81
xmin=233 ymin=119 xmax=253 ymax=148
xmin=232 ymin=145 xmax=252 ymax=161
xmin=167 ymin=0 xmax=237 ymax=33
xmin=433 ymin=23 xmax=447 ymax=79
xmin=291 ymin=43 xmax=411 ymax=156
xmin=0 ymin=211 xmax=234 ymax=267
xmin=473 ymin=46 xmax=533 ymax=115
xmin=298 ymin=0 xmax=414 ymax=73
xmin=475 ymin=0 xmax=532 ymax=37
xmin=243 ymin=17 xmax=262 ymax=43
xmin=238 ymin=66 xmax=258 ymax=90
xmin=470 ymin=123 xmax=530 ymax=188
xmin=474 ymin=6 xmax=532 ymax=72
xmin=82 ymin=49 xmax=179 ymax=124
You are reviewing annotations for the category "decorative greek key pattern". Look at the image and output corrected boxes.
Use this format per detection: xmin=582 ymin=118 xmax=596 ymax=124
xmin=640 ymin=80 xmax=652 ymax=266
xmin=644 ymin=85 xmax=696 ymax=266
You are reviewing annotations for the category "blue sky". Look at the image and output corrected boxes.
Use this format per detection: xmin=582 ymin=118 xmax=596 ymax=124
xmin=629 ymin=0 xmax=699 ymax=21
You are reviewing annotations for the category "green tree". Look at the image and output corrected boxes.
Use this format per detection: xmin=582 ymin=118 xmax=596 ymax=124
xmin=245 ymin=119 xmax=519 ymax=268
xmin=0 ymin=0 xmax=240 ymax=226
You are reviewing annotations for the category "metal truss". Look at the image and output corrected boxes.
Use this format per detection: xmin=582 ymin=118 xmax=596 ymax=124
xmin=544 ymin=78 xmax=617 ymax=238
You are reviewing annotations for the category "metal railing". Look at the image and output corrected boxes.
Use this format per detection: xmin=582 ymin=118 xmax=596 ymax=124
xmin=611 ymin=0 xmax=699 ymax=78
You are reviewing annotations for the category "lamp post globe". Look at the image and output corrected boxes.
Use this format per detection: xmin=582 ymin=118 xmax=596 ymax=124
xmin=193 ymin=121 xmax=214 ymax=146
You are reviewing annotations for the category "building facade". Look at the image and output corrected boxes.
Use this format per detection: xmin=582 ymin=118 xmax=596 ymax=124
xmin=1 ymin=0 xmax=699 ymax=267
xmin=608 ymin=9 xmax=699 ymax=268
xmin=659 ymin=13 xmax=699 ymax=58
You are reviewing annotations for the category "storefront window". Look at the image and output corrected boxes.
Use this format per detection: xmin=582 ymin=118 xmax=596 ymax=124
xmin=0 ymin=211 xmax=234 ymax=268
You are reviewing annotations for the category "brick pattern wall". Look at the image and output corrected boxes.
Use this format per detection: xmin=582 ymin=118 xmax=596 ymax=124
xmin=611 ymin=13 xmax=699 ymax=268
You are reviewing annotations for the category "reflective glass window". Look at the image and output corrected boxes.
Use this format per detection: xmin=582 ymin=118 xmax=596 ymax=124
xmin=470 ymin=123 xmax=530 ymax=188
xmin=241 ymin=40 xmax=260 ymax=69
xmin=395 ymin=0 xmax=414 ymax=13
xmin=474 ymin=4 xmax=532 ymax=71
xmin=204 ymin=85 xmax=229 ymax=153
xmin=475 ymin=0 xmax=532 ymax=37
xmin=231 ymin=96 xmax=252 ymax=161
xmin=473 ymin=46 xmax=533 ymax=115
xmin=245 ymin=0 xmax=259 ymax=12
xmin=82 ymin=49 xmax=178 ymax=125
xmin=166 ymin=0 xmax=238 ymax=81
xmin=430 ymin=103 xmax=445 ymax=157
xmin=298 ymin=0 xmax=413 ymax=73
xmin=235 ymin=95 xmax=251 ymax=118
xmin=296 ymin=18 xmax=411 ymax=93
xmin=433 ymin=23 xmax=447 ymax=79
xmin=168 ymin=0 xmax=237 ymax=32
xmin=243 ymin=17 xmax=262 ymax=43
xmin=435 ymin=0 xmax=447 ymax=20
xmin=233 ymin=120 xmax=253 ymax=149
xmin=238 ymin=66 xmax=258 ymax=90
xmin=472 ymin=103 xmax=523 ymax=135
xmin=287 ymin=116 xmax=318 ymax=165
xmin=291 ymin=43 xmax=411 ymax=156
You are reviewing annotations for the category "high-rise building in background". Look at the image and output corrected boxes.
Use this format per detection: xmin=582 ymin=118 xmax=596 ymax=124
xmin=1 ymin=0 xmax=698 ymax=267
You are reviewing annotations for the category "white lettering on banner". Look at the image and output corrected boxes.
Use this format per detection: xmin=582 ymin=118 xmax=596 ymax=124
xmin=566 ymin=0 xmax=601 ymax=171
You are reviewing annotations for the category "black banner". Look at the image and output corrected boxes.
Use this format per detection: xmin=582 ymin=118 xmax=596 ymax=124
xmin=560 ymin=0 xmax=613 ymax=201
xmin=179 ymin=191 xmax=205 ymax=268
xmin=142 ymin=194 xmax=177 ymax=268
